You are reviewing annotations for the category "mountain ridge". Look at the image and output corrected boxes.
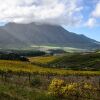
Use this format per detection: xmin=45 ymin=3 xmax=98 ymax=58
xmin=0 ymin=22 xmax=100 ymax=50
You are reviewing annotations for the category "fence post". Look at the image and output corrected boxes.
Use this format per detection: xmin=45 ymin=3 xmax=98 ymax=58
xmin=99 ymin=78 xmax=100 ymax=89
xmin=28 ymin=73 xmax=31 ymax=83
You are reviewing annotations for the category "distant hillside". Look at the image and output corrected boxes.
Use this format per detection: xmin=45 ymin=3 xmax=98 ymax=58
xmin=0 ymin=22 xmax=99 ymax=49
xmin=48 ymin=53 xmax=100 ymax=70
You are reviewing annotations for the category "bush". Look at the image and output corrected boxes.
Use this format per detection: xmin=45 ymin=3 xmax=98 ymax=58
xmin=48 ymin=78 xmax=64 ymax=97
xmin=31 ymin=77 xmax=41 ymax=87
xmin=48 ymin=78 xmax=96 ymax=99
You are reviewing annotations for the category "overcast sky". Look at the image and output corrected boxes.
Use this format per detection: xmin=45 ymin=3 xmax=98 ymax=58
xmin=0 ymin=0 xmax=100 ymax=41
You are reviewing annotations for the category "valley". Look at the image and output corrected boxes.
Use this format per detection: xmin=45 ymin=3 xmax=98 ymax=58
xmin=0 ymin=0 xmax=100 ymax=100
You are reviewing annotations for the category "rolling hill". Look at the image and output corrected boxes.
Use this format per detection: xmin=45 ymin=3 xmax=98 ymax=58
xmin=48 ymin=53 xmax=100 ymax=70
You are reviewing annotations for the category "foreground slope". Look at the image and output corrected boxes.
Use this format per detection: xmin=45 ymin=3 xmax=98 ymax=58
xmin=0 ymin=59 xmax=100 ymax=100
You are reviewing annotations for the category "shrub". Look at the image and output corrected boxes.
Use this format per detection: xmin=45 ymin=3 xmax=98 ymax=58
xmin=48 ymin=78 xmax=96 ymax=99
xmin=83 ymin=83 xmax=93 ymax=89
xmin=31 ymin=77 xmax=41 ymax=87
xmin=48 ymin=78 xmax=64 ymax=97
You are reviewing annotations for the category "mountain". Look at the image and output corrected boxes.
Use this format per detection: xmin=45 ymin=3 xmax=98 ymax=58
xmin=0 ymin=22 xmax=100 ymax=49
xmin=0 ymin=28 xmax=26 ymax=49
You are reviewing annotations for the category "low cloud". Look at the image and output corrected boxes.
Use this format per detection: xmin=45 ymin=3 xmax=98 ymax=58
xmin=85 ymin=18 xmax=96 ymax=27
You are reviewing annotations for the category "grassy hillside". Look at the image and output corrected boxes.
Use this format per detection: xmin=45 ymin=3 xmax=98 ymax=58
xmin=28 ymin=56 xmax=58 ymax=64
xmin=48 ymin=53 xmax=100 ymax=70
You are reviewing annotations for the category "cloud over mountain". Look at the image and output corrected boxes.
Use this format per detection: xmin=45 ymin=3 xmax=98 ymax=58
xmin=0 ymin=0 xmax=100 ymax=28
xmin=0 ymin=0 xmax=83 ymax=25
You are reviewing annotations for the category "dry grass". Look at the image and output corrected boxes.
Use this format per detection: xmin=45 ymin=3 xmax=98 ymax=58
xmin=28 ymin=56 xmax=58 ymax=64
xmin=0 ymin=60 xmax=100 ymax=76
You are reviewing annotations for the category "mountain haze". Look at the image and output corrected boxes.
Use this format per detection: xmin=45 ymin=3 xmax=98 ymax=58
xmin=0 ymin=22 xmax=99 ymax=49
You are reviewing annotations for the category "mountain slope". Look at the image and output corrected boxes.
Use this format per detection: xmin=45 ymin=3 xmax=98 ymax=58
xmin=0 ymin=22 xmax=100 ymax=49
xmin=0 ymin=28 xmax=26 ymax=48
